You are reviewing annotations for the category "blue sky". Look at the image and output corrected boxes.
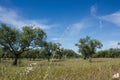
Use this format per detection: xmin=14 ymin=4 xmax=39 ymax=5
xmin=0 ymin=0 xmax=120 ymax=53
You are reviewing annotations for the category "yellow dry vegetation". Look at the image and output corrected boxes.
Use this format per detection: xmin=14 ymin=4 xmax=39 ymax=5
xmin=0 ymin=58 xmax=120 ymax=80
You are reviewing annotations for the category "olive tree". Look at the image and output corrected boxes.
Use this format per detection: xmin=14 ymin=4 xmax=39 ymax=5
xmin=0 ymin=23 xmax=46 ymax=65
xmin=44 ymin=42 xmax=60 ymax=61
xmin=75 ymin=36 xmax=103 ymax=60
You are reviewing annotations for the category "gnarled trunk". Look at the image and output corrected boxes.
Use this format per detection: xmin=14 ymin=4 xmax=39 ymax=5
xmin=13 ymin=54 xmax=19 ymax=65
xmin=47 ymin=57 xmax=50 ymax=62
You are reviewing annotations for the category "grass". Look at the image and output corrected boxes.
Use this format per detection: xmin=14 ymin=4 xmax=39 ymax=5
xmin=0 ymin=58 xmax=120 ymax=80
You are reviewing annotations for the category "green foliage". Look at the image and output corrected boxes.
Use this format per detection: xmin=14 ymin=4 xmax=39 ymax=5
xmin=76 ymin=36 xmax=103 ymax=59
xmin=93 ymin=48 xmax=120 ymax=58
xmin=43 ymin=42 xmax=60 ymax=61
xmin=62 ymin=49 xmax=79 ymax=58
xmin=54 ymin=48 xmax=64 ymax=59
xmin=23 ymin=48 xmax=49 ymax=60
xmin=0 ymin=23 xmax=46 ymax=65
xmin=54 ymin=48 xmax=79 ymax=59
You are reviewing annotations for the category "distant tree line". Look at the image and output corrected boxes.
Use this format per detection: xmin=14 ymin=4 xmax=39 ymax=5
xmin=93 ymin=48 xmax=120 ymax=58
xmin=0 ymin=47 xmax=80 ymax=60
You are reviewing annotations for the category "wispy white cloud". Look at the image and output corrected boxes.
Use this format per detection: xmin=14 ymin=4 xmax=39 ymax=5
xmin=100 ymin=11 xmax=120 ymax=27
xmin=60 ymin=19 xmax=90 ymax=53
xmin=68 ymin=21 xmax=84 ymax=36
xmin=90 ymin=5 xmax=97 ymax=16
xmin=62 ymin=22 xmax=83 ymax=42
xmin=56 ymin=20 xmax=85 ymax=41
xmin=51 ymin=38 xmax=61 ymax=41
xmin=109 ymin=41 xmax=120 ymax=48
xmin=50 ymin=20 xmax=85 ymax=53
xmin=0 ymin=6 xmax=54 ymax=29
xmin=99 ymin=19 xmax=103 ymax=29
xmin=90 ymin=5 xmax=103 ymax=29
xmin=102 ymin=41 xmax=120 ymax=50
xmin=56 ymin=18 xmax=98 ymax=42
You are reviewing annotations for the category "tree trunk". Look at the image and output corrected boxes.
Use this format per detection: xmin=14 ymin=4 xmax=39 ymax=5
xmin=47 ymin=57 xmax=50 ymax=62
xmin=47 ymin=52 xmax=51 ymax=62
xmin=13 ymin=54 xmax=19 ymax=65
xmin=84 ymin=57 xmax=86 ymax=60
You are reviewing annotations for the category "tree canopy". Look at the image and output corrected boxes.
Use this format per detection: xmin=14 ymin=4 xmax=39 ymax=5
xmin=75 ymin=36 xmax=103 ymax=59
xmin=43 ymin=42 xmax=61 ymax=61
xmin=0 ymin=23 xmax=46 ymax=65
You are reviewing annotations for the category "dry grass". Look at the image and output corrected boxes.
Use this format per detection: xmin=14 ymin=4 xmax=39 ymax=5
xmin=0 ymin=58 xmax=120 ymax=80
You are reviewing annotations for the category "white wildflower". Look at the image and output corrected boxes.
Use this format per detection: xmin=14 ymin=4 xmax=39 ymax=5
xmin=112 ymin=73 xmax=119 ymax=78
xmin=25 ymin=67 xmax=33 ymax=75
xmin=26 ymin=67 xmax=33 ymax=71
xmin=29 ymin=63 xmax=37 ymax=67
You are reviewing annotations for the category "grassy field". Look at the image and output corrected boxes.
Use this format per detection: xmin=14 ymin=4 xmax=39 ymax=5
xmin=0 ymin=58 xmax=120 ymax=80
